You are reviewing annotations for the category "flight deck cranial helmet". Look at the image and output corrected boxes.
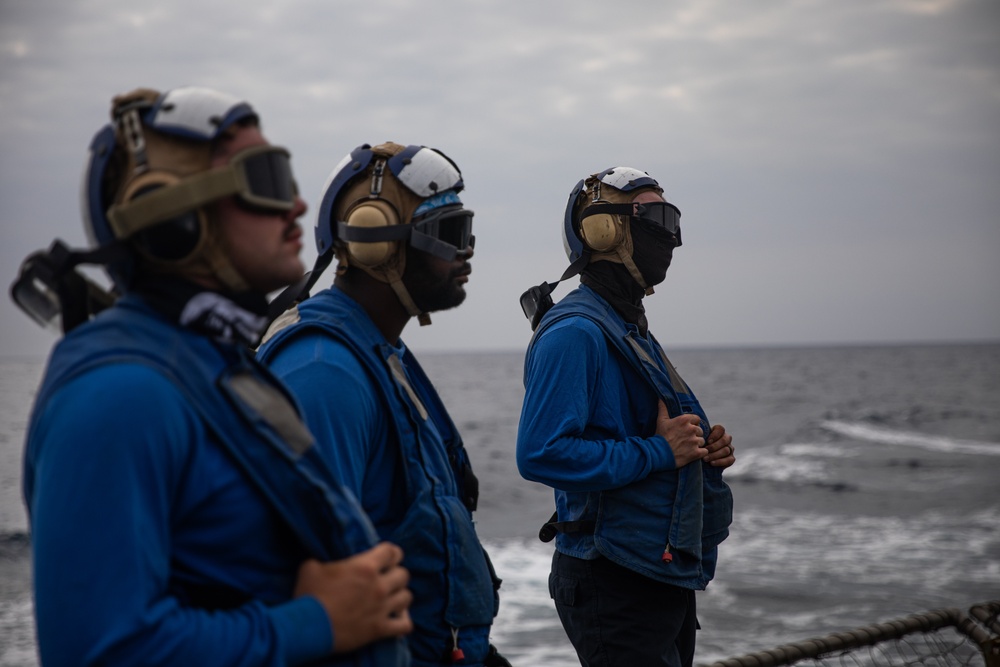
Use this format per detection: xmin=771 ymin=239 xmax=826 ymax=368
xmin=82 ymin=86 xmax=298 ymax=292
xmin=314 ymin=141 xmax=474 ymax=325
xmin=563 ymin=166 xmax=681 ymax=296
xmin=519 ymin=166 xmax=681 ymax=331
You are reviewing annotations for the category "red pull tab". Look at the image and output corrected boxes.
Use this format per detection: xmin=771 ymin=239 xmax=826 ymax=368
xmin=450 ymin=627 xmax=464 ymax=662
xmin=661 ymin=545 xmax=673 ymax=563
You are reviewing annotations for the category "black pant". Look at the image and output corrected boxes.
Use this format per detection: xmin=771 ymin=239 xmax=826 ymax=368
xmin=549 ymin=551 xmax=698 ymax=667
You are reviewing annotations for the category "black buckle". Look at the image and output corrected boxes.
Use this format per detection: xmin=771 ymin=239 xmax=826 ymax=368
xmin=10 ymin=240 xmax=117 ymax=333
xmin=519 ymin=283 xmax=555 ymax=332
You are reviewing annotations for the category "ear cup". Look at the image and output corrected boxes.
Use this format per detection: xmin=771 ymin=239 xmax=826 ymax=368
xmin=345 ymin=200 xmax=399 ymax=267
xmin=120 ymin=172 xmax=205 ymax=262
xmin=580 ymin=213 xmax=623 ymax=252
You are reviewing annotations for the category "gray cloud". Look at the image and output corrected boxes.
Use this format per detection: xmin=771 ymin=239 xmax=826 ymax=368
xmin=2 ymin=0 xmax=998 ymax=356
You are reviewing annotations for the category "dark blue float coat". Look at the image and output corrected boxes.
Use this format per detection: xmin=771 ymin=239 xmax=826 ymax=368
xmin=517 ymin=285 xmax=733 ymax=589
xmin=258 ymin=287 xmax=499 ymax=667
xmin=23 ymin=295 xmax=406 ymax=667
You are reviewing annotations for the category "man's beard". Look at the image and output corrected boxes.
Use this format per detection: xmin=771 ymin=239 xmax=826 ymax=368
xmin=403 ymin=248 xmax=468 ymax=314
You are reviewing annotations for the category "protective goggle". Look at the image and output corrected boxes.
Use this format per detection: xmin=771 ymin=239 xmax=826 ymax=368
xmin=579 ymin=200 xmax=682 ymax=246
xmin=336 ymin=203 xmax=475 ymax=262
xmin=108 ymin=144 xmax=298 ymax=238
xmin=411 ymin=204 xmax=475 ymax=260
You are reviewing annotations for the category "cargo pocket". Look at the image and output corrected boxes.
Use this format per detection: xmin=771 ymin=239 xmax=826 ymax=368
xmin=549 ymin=571 xmax=578 ymax=607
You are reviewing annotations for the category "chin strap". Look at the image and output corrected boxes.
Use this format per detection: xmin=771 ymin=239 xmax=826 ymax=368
xmin=588 ymin=219 xmax=652 ymax=296
xmin=520 ymin=215 xmax=653 ymax=331
xmin=349 ymin=243 xmax=432 ymax=327
xmin=615 ymin=244 xmax=653 ymax=297
xmin=266 ymin=250 xmax=334 ymax=322
xmin=386 ymin=272 xmax=431 ymax=326
xmin=265 ymin=246 xmax=433 ymax=328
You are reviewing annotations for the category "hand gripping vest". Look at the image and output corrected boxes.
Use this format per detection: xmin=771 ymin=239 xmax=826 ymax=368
xmin=258 ymin=288 xmax=500 ymax=666
xmin=531 ymin=286 xmax=733 ymax=588
xmin=26 ymin=295 xmax=408 ymax=667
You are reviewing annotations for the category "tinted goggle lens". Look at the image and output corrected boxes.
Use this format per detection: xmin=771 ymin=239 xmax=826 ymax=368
xmin=435 ymin=214 xmax=473 ymax=249
xmin=635 ymin=202 xmax=682 ymax=245
xmin=236 ymin=147 xmax=298 ymax=211
xmin=411 ymin=206 xmax=475 ymax=260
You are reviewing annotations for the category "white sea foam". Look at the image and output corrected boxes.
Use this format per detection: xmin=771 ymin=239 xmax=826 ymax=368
xmin=480 ymin=538 xmax=579 ymax=665
xmin=720 ymin=506 xmax=1000 ymax=595
xmin=0 ymin=596 xmax=37 ymax=667
xmin=483 ymin=503 xmax=1000 ymax=664
xmin=778 ymin=443 xmax=859 ymax=458
xmin=722 ymin=445 xmax=835 ymax=484
xmin=820 ymin=420 xmax=1000 ymax=456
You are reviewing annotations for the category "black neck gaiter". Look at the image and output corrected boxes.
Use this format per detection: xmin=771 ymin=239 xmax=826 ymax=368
xmin=580 ymin=219 xmax=675 ymax=337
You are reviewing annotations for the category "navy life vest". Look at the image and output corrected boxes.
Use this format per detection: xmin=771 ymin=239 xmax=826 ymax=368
xmin=532 ymin=286 xmax=733 ymax=587
xmin=29 ymin=295 xmax=408 ymax=667
xmin=258 ymin=288 xmax=500 ymax=665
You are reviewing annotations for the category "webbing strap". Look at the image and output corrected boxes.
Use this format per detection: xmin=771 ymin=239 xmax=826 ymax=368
xmin=538 ymin=510 xmax=596 ymax=543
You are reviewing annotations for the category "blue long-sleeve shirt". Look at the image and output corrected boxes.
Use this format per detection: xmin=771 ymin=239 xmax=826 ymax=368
xmin=517 ymin=314 xmax=679 ymax=493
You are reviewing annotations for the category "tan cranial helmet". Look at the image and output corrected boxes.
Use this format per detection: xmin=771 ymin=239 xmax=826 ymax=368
xmin=571 ymin=167 xmax=665 ymax=295
xmin=85 ymin=86 xmax=298 ymax=292
xmin=314 ymin=141 xmax=471 ymax=325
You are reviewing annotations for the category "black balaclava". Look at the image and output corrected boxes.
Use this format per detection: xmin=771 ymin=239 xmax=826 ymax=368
xmin=581 ymin=218 xmax=676 ymax=337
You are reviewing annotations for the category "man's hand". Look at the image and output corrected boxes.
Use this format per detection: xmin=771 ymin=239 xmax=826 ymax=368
xmin=703 ymin=423 xmax=736 ymax=468
xmin=295 ymin=542 xmax=413 ymax=653
xmin=655 ymin=401 xmax=708 ymax=468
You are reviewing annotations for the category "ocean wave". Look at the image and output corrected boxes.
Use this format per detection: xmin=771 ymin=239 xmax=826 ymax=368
xmin=820 ymin=420 xmax=1000 ymax=456
xmin=720 ymin=506 xmax=1000 ymax=595
xmin=0 ymin=531 xmax=29 ymax=560
xmin=722 ymin=445 xmax=844 ymax=486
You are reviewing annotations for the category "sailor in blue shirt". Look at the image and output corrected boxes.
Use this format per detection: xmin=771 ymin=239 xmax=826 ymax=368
xmin=259 ymin=142 xmax=507 ymax=667
xmin=516 ymin=167 xmax=737 ymax=667
xmin=14 ymin=87 xmax=412 ymax=667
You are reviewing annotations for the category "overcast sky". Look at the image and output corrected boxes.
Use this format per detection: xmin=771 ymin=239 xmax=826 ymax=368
xmin=2 ymin=0 xmax=998 ymax=357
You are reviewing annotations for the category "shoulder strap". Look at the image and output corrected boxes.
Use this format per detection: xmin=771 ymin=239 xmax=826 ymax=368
xmin=259 ymin=304 xmax=482 ymax=512
xmin=535 ymin=290 xmax=683 ymax=417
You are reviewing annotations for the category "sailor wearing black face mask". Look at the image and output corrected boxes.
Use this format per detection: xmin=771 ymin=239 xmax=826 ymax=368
xmin=516 ymin=167 xmax=736 ymax=667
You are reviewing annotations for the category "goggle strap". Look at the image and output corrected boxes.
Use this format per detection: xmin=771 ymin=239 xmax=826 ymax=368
xmin=108 ymin=168 xmax=243 ymax=238
xmin=108 ymin=146 xmax=295 ymax=238
xmin=336 ymin=221 xmax=413 ymax=244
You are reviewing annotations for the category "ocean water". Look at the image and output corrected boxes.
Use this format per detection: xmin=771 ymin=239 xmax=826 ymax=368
xmin=2 ymin=343 xmax=999 ymax=666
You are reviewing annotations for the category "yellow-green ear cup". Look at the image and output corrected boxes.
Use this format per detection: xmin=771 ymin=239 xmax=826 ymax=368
xmin=345 ymin=199 xmax=399 ymax=267
xmin=580 ymin=213 xmax=623 ymax=252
